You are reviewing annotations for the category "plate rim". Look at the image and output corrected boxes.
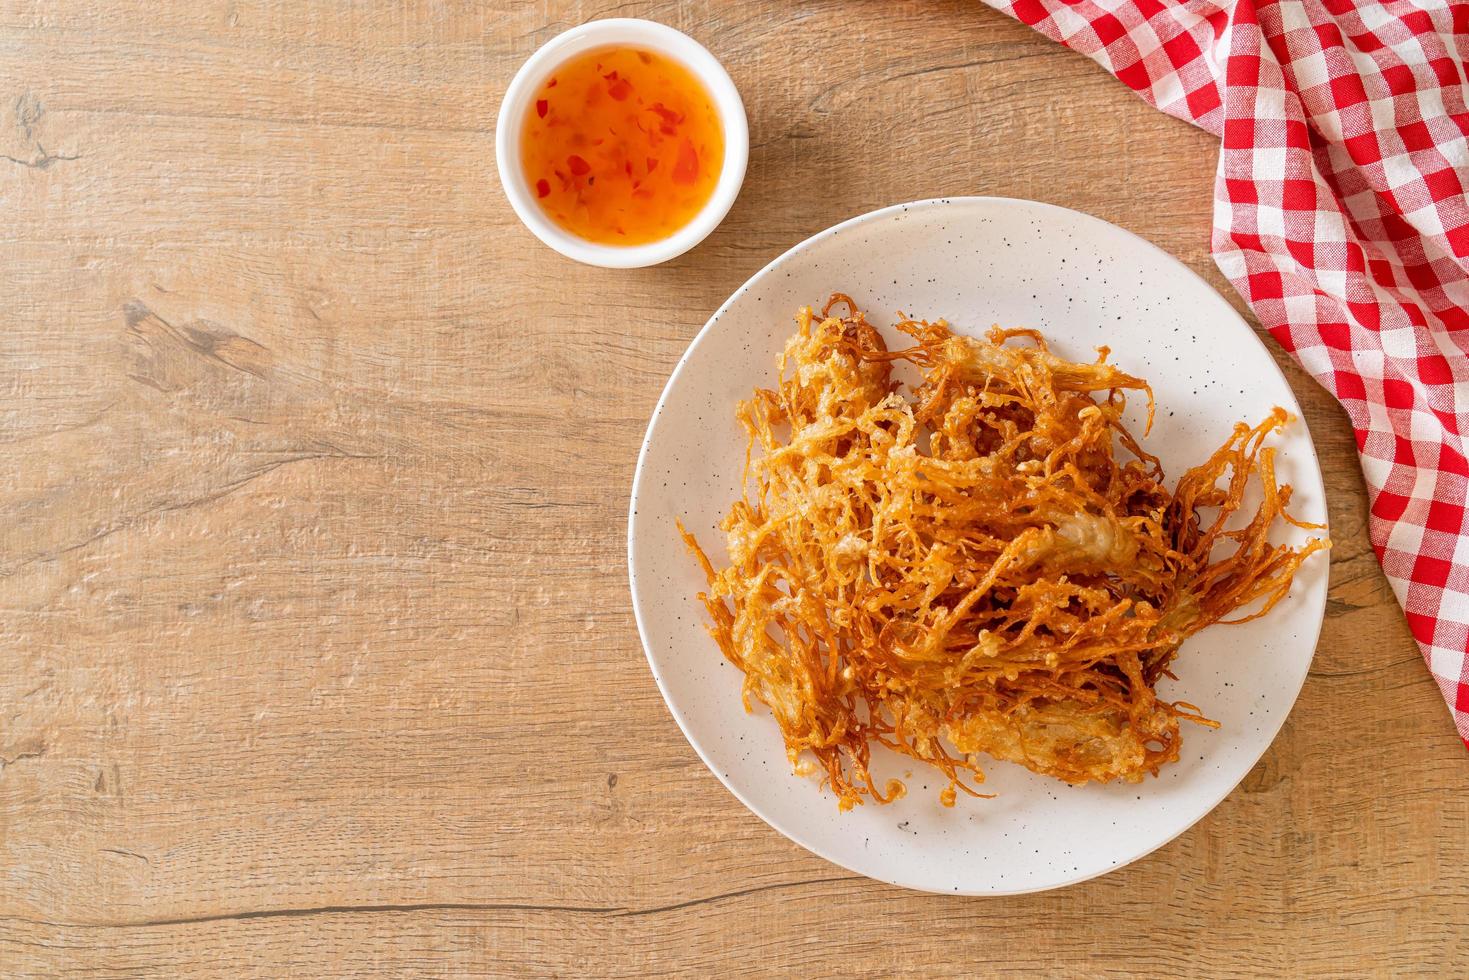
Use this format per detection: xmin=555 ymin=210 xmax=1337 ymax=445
xmin=626 ymin=195 xmax=1329 ymax=896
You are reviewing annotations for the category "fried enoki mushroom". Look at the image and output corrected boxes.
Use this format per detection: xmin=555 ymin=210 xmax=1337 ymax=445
xmin=681 ymin=295 xmax=1330 ymax=811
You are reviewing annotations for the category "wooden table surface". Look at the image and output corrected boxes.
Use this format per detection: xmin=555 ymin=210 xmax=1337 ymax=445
xmin=3 ymin=1 xmax=1467 ymax=975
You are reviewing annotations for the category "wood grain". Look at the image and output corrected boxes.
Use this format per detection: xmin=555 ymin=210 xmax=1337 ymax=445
xmin=1 ymin=0 xmax=1465 ymax=975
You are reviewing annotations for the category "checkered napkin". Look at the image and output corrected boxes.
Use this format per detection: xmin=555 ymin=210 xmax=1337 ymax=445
xmin=982 ymin=0 xmax=1469 ymax=743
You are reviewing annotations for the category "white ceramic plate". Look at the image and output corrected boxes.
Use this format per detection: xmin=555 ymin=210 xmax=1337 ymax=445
xmin=628 ymin=197 xmax=1328 ymax=895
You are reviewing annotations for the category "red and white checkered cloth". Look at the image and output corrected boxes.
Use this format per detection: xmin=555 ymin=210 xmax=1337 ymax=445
xmin=982 ymin=0 xmax=1469 ymax=744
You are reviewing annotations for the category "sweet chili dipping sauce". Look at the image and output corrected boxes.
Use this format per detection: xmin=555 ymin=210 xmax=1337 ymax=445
xmin=521 ymin=47 xmax=725 ymax=245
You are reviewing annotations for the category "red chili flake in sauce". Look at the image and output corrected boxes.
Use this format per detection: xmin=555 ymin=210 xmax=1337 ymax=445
xmin=567 ymin=154 xmax=591 ymax=176
xmin=536 ymin=178 xmax=550 ymax=198
xmin=672 ymin=139 xmax=699 ymax=185
xmin=536 ymin=99 xmax=548 ymax=119
xmin=606 ymin=74 xmax=633 ymax=101
xmin=650 ymin=102 xmax=682 ymax=123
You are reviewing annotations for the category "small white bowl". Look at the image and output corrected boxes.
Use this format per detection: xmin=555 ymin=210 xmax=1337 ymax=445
xmin=495 ymin=19 xmax=749 ymax=269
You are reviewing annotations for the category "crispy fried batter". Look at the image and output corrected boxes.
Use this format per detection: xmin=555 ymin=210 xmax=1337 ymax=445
xmin=682 ymin=295 xmax=1329 ymax=810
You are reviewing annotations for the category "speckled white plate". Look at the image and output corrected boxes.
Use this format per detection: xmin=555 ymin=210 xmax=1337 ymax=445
xmin=627 ymin=197 xmax=1328 ymax=895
